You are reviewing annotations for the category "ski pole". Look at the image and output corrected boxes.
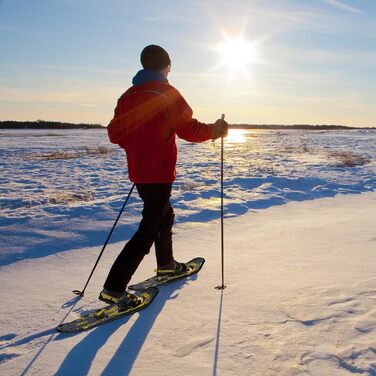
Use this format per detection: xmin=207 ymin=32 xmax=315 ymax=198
xmin=216 ymin=114 xmax=227 ymax=290
xmin=73 ymin=183 xmax=135 ymax=297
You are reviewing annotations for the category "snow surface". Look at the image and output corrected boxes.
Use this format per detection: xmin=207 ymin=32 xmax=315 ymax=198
xmin=0 ymin=129 xmax=376 ymax=375
xmin=1 ymin=128 xmax=375 ymax=265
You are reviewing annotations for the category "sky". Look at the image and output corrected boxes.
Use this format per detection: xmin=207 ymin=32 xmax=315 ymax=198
xmin=0 ymin=0 xmax=375 ymax=127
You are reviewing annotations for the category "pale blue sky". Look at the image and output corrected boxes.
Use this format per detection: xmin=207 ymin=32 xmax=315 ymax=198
xmin=1 ymin=0 xmax=375 ymax=126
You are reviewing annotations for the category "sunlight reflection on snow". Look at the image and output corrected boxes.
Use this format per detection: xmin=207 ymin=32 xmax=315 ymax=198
xmin=226 ymin=129 xmax=248 ymax=144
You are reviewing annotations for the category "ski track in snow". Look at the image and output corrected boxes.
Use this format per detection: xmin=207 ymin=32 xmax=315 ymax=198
xmin=1 ymin=128 xmax=375 ymax=266
xmin=174 ymin=337 xmax=215 ymax=358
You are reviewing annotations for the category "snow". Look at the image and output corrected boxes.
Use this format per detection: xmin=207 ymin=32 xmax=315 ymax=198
xmin=0 ymin=129 xmax=375 ymax=375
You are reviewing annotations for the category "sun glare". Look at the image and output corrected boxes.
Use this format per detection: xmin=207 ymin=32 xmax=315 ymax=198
xmin=217 ymin=38 xmax=258 ymax=75
xmin=226 ymin=129 xmax=247 ymax=144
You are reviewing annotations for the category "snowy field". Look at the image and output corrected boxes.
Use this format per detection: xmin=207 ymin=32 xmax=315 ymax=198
xmin=1 ymin=128 xmax=375 ymax=265
xmin=0 ymin=128 xmax=376 ymax=375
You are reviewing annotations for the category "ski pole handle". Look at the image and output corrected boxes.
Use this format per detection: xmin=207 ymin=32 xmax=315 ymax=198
xmin=221 ymin=114 xmax=228 ymax=138
xmin=212 ymin=114 xmax=226 ymax=144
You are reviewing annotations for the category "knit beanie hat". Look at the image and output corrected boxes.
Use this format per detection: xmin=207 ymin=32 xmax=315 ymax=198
xmin=140 ymin=45 xmax=171 ymax=71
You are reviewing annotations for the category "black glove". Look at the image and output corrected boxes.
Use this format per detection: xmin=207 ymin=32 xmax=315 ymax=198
xmin=212 ymin=118 xmax=229 ymax=139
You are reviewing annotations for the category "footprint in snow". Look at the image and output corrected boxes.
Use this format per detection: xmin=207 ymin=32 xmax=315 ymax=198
xmin=0 ymin=353 xmax=20 ymax=364
xmin=0 ymin=333 xmax=17 ymax=346
xmin=175 ymin=337 xmax=214 ymax=358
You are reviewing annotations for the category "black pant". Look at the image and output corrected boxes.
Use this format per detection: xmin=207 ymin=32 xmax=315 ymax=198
xmin=104 ymin=183 xmax=174 ymax=292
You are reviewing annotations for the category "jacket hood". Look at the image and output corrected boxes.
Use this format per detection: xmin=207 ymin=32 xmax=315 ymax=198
xmin=132 ymin=69 xmax=168 ymax=86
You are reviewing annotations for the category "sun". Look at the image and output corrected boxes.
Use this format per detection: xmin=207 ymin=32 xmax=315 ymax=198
xmin=217 ymin=38 xmax=258 ymax=75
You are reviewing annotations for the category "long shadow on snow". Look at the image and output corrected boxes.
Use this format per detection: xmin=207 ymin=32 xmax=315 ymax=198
xmin=18 ymin=296 xmax=82 ymax=376
xmin=0 ymin=297 xmax=82 ymax=367
xmin=55 ymin=278 xmax=191 ymax=376
xmin=2 ymin=175 xmax=375 ymax=267
xmin=212 ymin=289 xmax=225 ymax=376
xmin=0 ymin=219 xmax=137 ymax=267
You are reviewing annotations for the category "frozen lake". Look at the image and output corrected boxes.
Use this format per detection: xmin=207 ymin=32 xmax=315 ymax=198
xmin=1 ymin=128 xmax=375 ymax=265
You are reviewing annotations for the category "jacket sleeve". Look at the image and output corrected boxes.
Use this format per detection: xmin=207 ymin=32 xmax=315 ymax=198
xmin=107 ymin=99 xmax=125 ymax=148
xmin=167 ymin=88 xmax=215 ymax=142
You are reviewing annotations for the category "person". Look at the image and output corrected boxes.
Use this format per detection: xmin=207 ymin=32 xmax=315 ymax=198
xmin=99 ymin=44 xmax=228 ymax=308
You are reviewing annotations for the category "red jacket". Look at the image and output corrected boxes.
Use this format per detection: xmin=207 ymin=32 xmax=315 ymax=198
xmin=107 ymin=80 xmax=215 ymax=183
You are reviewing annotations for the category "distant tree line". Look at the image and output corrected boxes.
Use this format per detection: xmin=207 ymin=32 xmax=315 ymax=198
xmin=229 ymin=124 xmax=374 ymax=130
xmin=1 ymin=120 xmax=374 ymax=130
xmin=0 ymin=120 xmax=105 ymax=129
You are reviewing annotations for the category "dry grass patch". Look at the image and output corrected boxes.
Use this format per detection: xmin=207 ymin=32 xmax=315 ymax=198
xmin=85 ymin=145 xmax=113 ymax=155
xmin=282 ymin=144 xmax=312 ymax=154
xmin=329 ymin=151 xmax=370 ymax=167
xmin=32 ymin=145 xmax=115 ymax=160
xmin=42 ymin=151 xmax=78 ymax=160
xmin=47 ymin=191 xmax=94 ymax=204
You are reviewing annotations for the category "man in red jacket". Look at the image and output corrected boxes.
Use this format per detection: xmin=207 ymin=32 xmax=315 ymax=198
xmin=100 ymin=45 xmax=228 ymax=307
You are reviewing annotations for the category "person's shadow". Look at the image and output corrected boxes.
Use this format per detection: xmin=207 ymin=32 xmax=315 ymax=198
xmin=55 ymin=277 xmax=193 ymax=376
